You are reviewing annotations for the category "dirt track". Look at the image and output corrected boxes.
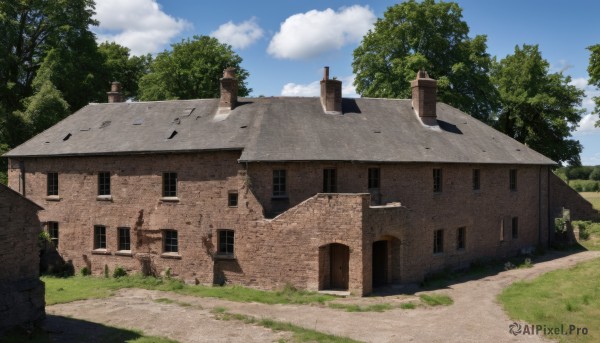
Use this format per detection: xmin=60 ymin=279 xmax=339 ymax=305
xmin=46 ymin=250 xmax=600 ymax=343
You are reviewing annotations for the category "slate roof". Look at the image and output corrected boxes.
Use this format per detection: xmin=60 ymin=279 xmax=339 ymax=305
xmin=4 ymin=97 xmax=555 ymax=165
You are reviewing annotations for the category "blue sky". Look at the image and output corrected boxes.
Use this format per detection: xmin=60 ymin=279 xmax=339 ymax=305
xmin=92 ymin=0 xmax=600 ymax=165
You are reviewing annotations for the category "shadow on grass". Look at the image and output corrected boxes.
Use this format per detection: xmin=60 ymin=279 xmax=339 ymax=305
xmin=1 ymin=315 xmax=165 ymax=343
xmin=370 ymin=246 xmax=589 ymax=296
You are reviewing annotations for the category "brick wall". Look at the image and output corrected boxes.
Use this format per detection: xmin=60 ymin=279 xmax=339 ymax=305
xmin=0 ymin=185 xmax=45 ymax=332
xmin=549 ymin=173 xmax=598 ymax=221
xmin=8 ymin=154 xmax=552 ymax=295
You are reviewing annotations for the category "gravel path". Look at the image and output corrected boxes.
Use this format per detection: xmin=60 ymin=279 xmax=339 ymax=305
xmin=46 ymin=250 xmax=600 ymax=343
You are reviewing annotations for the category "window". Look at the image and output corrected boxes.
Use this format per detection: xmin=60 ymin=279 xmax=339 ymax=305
xmin=94 ymin=225 xmax=106 ymax=249
xmin=48 ymin=222 xmax=59 ymax=247
xmin=47 ymin=172 xmax=58 ymax=196
xmin=509 ymin=169 xmax=517 ymax=191
xmin=368 ymin=168 xmax=380 ymax=189
xmin=163 ymin=230 xmax=178 ymax=253
xmin=228 ymin=192 xmax=238 ymax=207
xmin=323 ymin=168 xmax=337 ymax=193
xmin=162 ymin=172 xmax=177 ymax=197
xmin=118 ymin=227 xmax=131 ymax=251
xmin=218 ymin=230 xmax=235 ymax=256
xmin=433 ymin=229 xmax=444 ymax=254
xmin=272 ymin=170 xmax=287 ymax=197
xmin=457 ymin=227 xmax=466 ymax=250
xmin=433 ymin=168 xmax=442 ymax=193
xmin=98 ymin=172 xmax=111 ymax=196
xmin=472 ymin=169 xmax=480 ymax=191
xmin=512 ymin=217 xmax=519 ymax=239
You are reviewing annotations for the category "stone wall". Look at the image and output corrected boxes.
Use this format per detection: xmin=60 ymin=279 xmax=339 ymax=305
xmin=0 ymin=185 xmax=45 ymax=332
xmin=549 ymin=172 xmax=598 ymax=221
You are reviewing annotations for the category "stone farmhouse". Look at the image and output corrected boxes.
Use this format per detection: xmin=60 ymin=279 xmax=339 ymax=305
xmin=4 ymin=68 xmax=595 ymax=295
xmin=0 ymin=184 xmax=45 ymax=332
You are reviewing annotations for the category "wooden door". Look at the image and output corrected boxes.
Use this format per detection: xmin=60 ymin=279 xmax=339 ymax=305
xmin=330 ymin=244 xmax=349 ymax=289
xmin=372 ymin=240 xmax=388 ymax=288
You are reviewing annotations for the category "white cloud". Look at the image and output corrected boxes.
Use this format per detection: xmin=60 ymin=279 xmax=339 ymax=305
xmin=570 ymin=77 xmax=600 ymax=133
xmin=281 ymin=75 xmax=358 ymax=98
xmin=267 ymin=5 xmax=375 ymax=59
xmin=582 ymin=152 xmax=600 ymax=166
xmin=93 ymin=0 xmax=190 ymax=55
xmin=210 ymin=17 xmax=263 ymax=50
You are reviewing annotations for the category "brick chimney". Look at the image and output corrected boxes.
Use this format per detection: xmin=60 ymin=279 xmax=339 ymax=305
xmin=320 ymin=66 xmax=342 ymax=114
xmin=219 ymin=67 xmax=238 ymax=110
xmin=411 ymin=70 xmax=437 ymax=126
xmin=107 ymin=81 xmax=123 ymax=103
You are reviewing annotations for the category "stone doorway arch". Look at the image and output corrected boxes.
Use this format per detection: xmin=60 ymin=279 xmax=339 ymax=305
xmin=318 ymin=243 xmax=349 ymax=290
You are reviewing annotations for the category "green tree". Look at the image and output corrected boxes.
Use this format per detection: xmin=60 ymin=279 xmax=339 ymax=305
xmin=352 ymin=0 xmax=498 ymax=122
xmin=138 ymin=35 xmax=251 ymax=101
xmin=19 ymin=79 xmax=69 ymax=137
xmin=587 ymin=44 xmax=600 ymax=127
xmin=98 ymin=42 xmax=151 ymax=100
xmin=492 ymin=44 xmax=585 ymax=166
xmin=0 ymin=0 xmax=99 ymax=146
xmin=590 ymin=166 xmax=600 ymax=181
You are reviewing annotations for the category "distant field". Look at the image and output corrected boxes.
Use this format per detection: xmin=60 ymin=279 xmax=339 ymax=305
xmin=580 ymin=192 xmax=600 ymax=211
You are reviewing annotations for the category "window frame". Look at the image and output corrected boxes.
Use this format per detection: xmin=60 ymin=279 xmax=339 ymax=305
xmin=118 ymin=227 xmax=131 ymax=251
xmin=217 ymin=229 xmax=235 ymax=256
xmin=98 ymin=171 xmax=111 ymax=196
xmin=512 ymin=217 xmax=519 ymax=239
xmin=433 ymin=229 xmax=444 ymax=254
xmin=323 ymin=168 xmax=337 ymax=193
xmin=47 ymin=172 xmax=58 ymax=196
xmin=509 ymin=169 xmax=517 ymax=191
xmin=272 ymin=169 xmax=287 ymax=197
xmin=368 ymin=167 xmax=380 ymax=189
xmin=472 ymin=169 xmax=480 ymax=191
xmin=163 ymin=230 xmax=178 ymax=253
xmin=457 ymin=227 xmax=466 ymax=250
xmin=228 ymin=192 xmax=238 ymax=207
xmin=162 ymin=172 xmax=178 ymax=197
xmin=94 ymin=225 xmax=107 ymax=250
xmin=433 ymin=168 xmax=442 ymax=193
xmin=48 ymin=222 xmax=59 ymax=248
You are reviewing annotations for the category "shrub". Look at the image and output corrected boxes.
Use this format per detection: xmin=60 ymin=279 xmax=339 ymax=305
xmin=590 ymin=167 xmax=600 ymax=181
xmin=80 ymin=267 xmax=91 ymax=276
xmin=113 ymin=266 xmax=127 ymax=278
xmin=575 ymin=221 xmax=592 ymax=240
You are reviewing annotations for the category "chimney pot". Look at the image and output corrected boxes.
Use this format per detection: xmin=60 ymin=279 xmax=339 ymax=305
xmin=411 ymin=69 xmax=437 ymax=125
xmin=219 ymin=67 xmax=238 ymax=110
xmin=320 ymin=67 xmax=342 ymax=114
xmin=107 ymin=81 xmax=123 ymax=103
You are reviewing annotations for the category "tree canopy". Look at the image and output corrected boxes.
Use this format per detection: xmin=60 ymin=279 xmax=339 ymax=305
xmin=98 ymin=42 xmax=152 ymax=101
xmin=352 ymin=0 xmax=498 ymax=122
xmin=587 ymin=44 xmax=600 ymax=127
xmin=138 ymin=36 xmax=251 ymax=101
xmin=491 ymin=44 xmax=584 ymax=166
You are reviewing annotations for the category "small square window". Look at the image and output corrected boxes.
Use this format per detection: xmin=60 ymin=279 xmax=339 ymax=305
xmin=118 ymin=227 xmax=131 ymax=251
xmin=48 ymin=222 xmax=59 ymax=248
xmin=433 ymin=229 xmax=444 ymax=254
xmin=273 ymin=170 xmax=287 ymax=197
xmin=218 ymin=230 xmax=235 ymax=256
xmin=47 ymin=172 xmax=58 ymax=196
xmin=368 ymin=168 xmax=380 ymax=189
xmin=323 ymin=168 xmax=337 ymax=193
xmin=164 ymin=230 xmax=178 ymax=253
xmin=472 ymin=169 xmax=480 ymax=191
xmin=512 ymin=217 xmax=519 ymax=239
xmin=98 ymin=172 xmax=111 ymax=196
xmin=228 ymin=192 xmax=238 ymax=207
xmin=94 ymin=225 xmax=106 ymax=250
xmin=457 ymin=227 xmax=466 ymax=250
xmin=163 ymin=172 xmax=178 ymax=197
xmin=509 ymin=169 xmax=517 ymax=191
xmin=433 ymin=169 xmax=442 ymax=193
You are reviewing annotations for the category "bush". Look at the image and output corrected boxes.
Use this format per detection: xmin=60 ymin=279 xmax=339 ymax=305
xmin=80 ymin=267 xmax=91 ymax=276
xmin=113 ymin=266 xmax=127 ymax=278
xmin=575 ymin=221 xmax=592 ymax=240
xmin=590 ymin=167 xmax=600 ymax=181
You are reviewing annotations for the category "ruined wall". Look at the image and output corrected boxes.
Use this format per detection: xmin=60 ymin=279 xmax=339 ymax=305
xmin=0 ymin=185 xmax=45 ymax=332
xmin=549 ymin=172 xmax=598 ymax=221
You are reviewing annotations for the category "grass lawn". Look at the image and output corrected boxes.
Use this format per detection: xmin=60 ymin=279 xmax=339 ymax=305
xmin=43 ymin=275 xmax=335 ymax=305
xmin=580 ymin=192 xmax=600 ymax=211
xmin=499 ymin=258 xmax=600 ymax=343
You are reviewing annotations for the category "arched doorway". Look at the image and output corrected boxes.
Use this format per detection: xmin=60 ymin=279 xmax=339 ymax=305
xmin=319 ymin=243 xmax=349 ymax=290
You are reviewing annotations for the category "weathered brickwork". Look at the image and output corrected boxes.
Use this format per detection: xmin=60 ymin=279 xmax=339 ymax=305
xmin=8 ymin=154 xmax=554 ymax=295
xmin=0 ymin=185 xmax=45 ymax=332
xmin=549 ymin=173 xmax=599 ymax=221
